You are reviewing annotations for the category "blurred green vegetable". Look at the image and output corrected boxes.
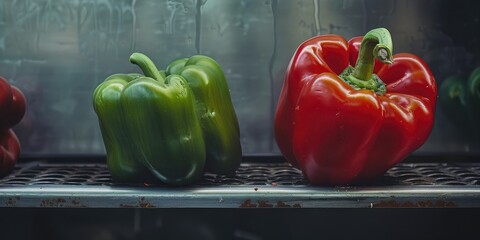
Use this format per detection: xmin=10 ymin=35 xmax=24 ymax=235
xmin=439 ymin=67 xmax=480 ymax=141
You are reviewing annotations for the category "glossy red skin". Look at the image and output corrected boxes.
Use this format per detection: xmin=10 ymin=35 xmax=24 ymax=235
xmin=0 ymin=130 xmax=21 ymax=176
xmin=0 ymin=76 xmax=26 ymax=176
xmin=274 ymin=35 xmax=437 ymax=185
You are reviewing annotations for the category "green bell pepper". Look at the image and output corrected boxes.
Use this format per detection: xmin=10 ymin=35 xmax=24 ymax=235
xmin=93 ymin=52 xmax=241 ymax=185
xmin=439 ymin=67 xmax=480 ymax=141
xmin=93 ymin=55 xmax=206 ymax=185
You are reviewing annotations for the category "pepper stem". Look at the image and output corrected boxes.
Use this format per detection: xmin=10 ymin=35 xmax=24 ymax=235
xmin=340 ymin=28 xmax=394 ymax=95
xmin=129 ymin=53 xmax=165 ymax=83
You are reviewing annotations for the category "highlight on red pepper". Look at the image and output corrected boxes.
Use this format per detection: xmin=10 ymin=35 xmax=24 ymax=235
xmin=439 ymin=67 xmax=480 ymax=142
xmin=275 ymin=28 xmax=437 ymax=186
xmin=0 ymin=76 xmax=26 ymax=177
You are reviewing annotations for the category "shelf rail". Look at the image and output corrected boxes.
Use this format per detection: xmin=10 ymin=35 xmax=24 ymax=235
xmin=1 ymin=161 xmax=479 ymax=208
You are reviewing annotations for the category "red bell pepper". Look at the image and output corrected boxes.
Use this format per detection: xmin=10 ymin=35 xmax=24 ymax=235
xmin=0 ymin=76 xmax=26 ymax=176
xmin=275 ymin=28 xmax=437 ymax=185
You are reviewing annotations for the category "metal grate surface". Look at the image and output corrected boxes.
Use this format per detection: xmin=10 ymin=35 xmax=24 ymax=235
xmin=1 ymin=161 xmax=480 ymax=208
xmin=1 ymin=162 xmax=480 ymax=186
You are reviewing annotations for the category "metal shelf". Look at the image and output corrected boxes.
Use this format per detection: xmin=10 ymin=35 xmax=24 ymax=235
xmin=1 ymin=161 xmax=480 ymax=208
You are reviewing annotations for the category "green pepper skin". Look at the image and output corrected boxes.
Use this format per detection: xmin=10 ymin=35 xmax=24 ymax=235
xmin=93 ymin=73 xmax=153 ymax=183
xmin=166 ymin=55 xmax=242 ymax=175
xmin=93 ymin=54 xmax=206 ymax=185
xmin=121 ymin=75 xmax=206 ymax=185
xmin=439 ymin=67 xmax=480 ymax=141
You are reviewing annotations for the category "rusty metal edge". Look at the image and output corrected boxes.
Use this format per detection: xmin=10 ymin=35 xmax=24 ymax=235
xmin=0 ymin=185 xmax=479 ymax=208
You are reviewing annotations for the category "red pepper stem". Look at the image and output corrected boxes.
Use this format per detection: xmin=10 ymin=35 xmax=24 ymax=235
xmin=340 ymin=28 xmax=393 ymax=95
xmin=353 ymin=28 xmax=393 ymax=80
xmin=129 ymin=53 xmax=166 ymax=84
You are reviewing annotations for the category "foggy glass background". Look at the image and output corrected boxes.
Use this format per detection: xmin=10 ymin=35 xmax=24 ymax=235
xmin=0 ymin=0 xmax=478 ymax=157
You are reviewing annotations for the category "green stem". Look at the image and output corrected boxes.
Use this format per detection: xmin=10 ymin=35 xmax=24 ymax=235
xmin=353 ymin=28 xmax=393 ymax=80
xmin=340 ymin=28 xmax=394 ymax=95
xmin=129 ymin=52 xmax=165 ymax=83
